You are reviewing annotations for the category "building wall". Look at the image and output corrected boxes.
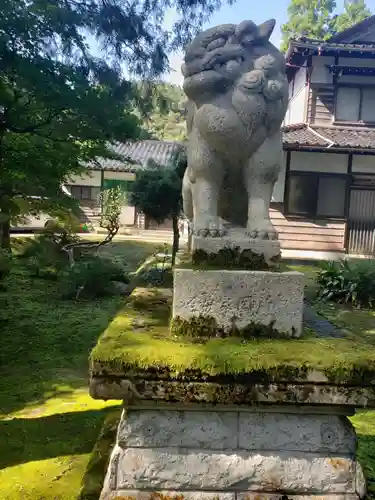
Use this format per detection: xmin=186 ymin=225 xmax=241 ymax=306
xmin=68 ymin=171 xmax=101 ymax=186
xmin=310 ymin=56 xmax=334 ymax=85
xmin=290 ymin=151 xmax=348 ymax=173
xmin=284 ymin=86 xmax=308 ymax=126
xmin=269 ymin=150 xmax=348 ymax=252
xmin=308 ymin=86 xmax=334 ymax=125
xmin=270 ymin=206 xmax=346 ymax=251
xmin=284 ymin=66 xmax=307 ymax=126
xmin=103 ymin=171 xmax=135 ymax=181
xmin=308 ymin=55 xmax=375 ymax=123
xmin=272 ymin=151 xmax=287 ymax=202
xmin=352 ymin=154 xmax=375 ymax=173
xmin=68 ymin=169 xmax=136 ymax=227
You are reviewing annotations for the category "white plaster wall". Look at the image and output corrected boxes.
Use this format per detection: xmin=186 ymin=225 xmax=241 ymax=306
xmin=104 ymin=171 xmax=136 ymax=181
xmin=352 ymin=155 xmax=375 ymax=174
xmin=119 ymin=206 xmax=136 ymax=226
xmin=287 ymin=86 xmax=307 ymax=125
xmin=310 ymin=56 xmax=334 ymax=85
xmin=68 ymin=170 xmax=101 ymax=186
xmin=294 ymin=66 xmax=307 ymax=93
xmin=290 ymin=151 xmax=348 ymax=173
xmin=272 ymin=151 xmax=287 ymax=202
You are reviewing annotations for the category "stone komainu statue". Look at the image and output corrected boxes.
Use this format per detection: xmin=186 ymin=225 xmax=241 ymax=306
xmin=181 ymin=19 xmax=288 ymax=239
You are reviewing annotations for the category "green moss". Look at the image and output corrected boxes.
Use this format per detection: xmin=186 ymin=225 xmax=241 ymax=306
xmin=90 ymin=287 xmax=375 ymax=385
xmin=0 ymin=240 xmax=161 ymax=499
xmin=170 ymin=314 xmax=294 ymax=340
xmin=79 ymin=410 xmax=121 ymax=500
xmin=179 ymin=246 xmax=281 ymax=271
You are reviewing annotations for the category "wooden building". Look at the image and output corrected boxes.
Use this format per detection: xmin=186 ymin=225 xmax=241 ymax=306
xmin=280 ymin=16 xmax=375 ymax=255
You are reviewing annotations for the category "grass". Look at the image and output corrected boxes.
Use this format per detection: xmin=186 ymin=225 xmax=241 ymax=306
xmin=0 ymin=239 xmax=163 ymax=500
xmin=288 ymin=261 xmax=375 ymax=345
xmin=3 ymin=246 xmax=375 ymax=498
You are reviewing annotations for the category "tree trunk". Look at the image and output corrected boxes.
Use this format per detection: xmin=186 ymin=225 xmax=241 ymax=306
xmin=0 ymin=218 xmax=11 ymax=250
xmin=172 ymin=215 xmax=180 ymax=266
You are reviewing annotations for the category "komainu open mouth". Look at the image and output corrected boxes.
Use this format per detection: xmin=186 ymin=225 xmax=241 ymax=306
xmin=182 ymin=19 xmax=276 ymax=97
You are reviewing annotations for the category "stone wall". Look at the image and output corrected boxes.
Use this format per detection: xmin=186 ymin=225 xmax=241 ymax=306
xmin=100 ymin=405 xmax=366 ymax=500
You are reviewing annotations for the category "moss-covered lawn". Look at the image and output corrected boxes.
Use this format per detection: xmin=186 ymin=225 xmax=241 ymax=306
xmin=0 ymin=240 xmax=162 ymax=500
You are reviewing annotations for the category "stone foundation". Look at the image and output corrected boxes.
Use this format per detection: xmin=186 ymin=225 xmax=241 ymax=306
xmin=172 ymin=268 xmax=304 ymax=337
xmin=100 ymin=404 xmax=366 ymax=500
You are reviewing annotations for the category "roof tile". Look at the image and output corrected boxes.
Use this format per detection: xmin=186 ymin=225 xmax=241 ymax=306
xmin=282 ymin=124 xmax=375 ymax=150
xmin=90 ymin=140 xmax=183 ymax=171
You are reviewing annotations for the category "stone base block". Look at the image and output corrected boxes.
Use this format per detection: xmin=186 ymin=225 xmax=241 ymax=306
xmin=100 ymin=406 xmax=366 ymax=499
xmin=173 ymin=268 xmax=304 ymax=337
xmin=103 ymin=493 xmax=360 ymax=500
xmin=192 ymin=233 xmax=281 ymax=263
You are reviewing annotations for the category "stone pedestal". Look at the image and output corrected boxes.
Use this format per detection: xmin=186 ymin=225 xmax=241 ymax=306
xmin=100 ymin=402 xmax=366 ymax=500
xmin=174 ymin=233 xmax=304 ymax=337
xmin=173 ymin=268 xmax=304 ymax=337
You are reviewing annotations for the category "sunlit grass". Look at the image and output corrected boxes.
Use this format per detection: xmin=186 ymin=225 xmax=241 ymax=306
xmin=0 ymin=240 xmax=161 ymax=499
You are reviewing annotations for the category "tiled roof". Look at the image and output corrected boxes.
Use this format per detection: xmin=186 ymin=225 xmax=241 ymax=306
xmin=283 ymin=124 xmax=375 ymax=150
xmin=90 ymin=140 xmax=184 ymax=171
xmin=89 ymin=128 xmax=375 ymax=173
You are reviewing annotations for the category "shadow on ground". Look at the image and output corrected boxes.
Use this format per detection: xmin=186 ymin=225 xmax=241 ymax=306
xmin=0 ymin=408 xmax=116 ymax=470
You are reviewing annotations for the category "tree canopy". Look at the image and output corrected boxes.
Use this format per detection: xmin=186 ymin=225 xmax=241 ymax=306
xmin=281 ymin=0 xmax=371 ymax=52
xmin=333 ymin=0 xmax=371 ymax=34
xmin=0 ymin=0 xmax=234 ymax=247
xmin=141 ymin=83 xmax=187 ymax=141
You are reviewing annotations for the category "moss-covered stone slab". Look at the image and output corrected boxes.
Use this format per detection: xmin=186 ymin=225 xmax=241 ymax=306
xmin=89 ymin=287 xmax=375 ymax=388
xmin=101 ymin=494 xmax=361 ymax=500
xmin=191 ymin=235 xmax=281 ymax=267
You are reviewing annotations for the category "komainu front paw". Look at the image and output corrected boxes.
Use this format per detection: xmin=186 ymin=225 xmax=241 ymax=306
xmin=246 ymin=219 xmax=278 ymax=240
xmin=193 ymin=216 xmax=227 ymax=237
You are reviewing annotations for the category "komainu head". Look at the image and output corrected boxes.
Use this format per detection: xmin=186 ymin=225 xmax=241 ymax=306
xmin=181 ymin=19 xmax=286 ymax=103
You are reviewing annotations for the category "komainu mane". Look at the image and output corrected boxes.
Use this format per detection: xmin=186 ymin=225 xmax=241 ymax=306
xmin=181 ymin=19 xmax=288 ymax=239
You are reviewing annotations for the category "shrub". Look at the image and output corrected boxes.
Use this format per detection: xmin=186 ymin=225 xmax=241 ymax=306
xmin=59 ymin=255 xmax=129 ymax=299
xmin=20 ymin=226 xmax=79 ymax=279
xmin=316 ymin=259 xmax=375 ymax=308
xmin=136 ymin=266 xmax=173 ymax=288
xmin=21 ymin=235 xmax=67 ymax=279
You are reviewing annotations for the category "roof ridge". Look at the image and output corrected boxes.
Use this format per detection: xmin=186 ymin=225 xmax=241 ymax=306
xmin=281 ymin=123 xmax=307 ymax=132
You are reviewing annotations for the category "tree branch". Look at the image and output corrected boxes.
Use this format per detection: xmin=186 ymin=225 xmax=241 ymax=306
xmin=7 ymin=109 xmax=64 ymax=134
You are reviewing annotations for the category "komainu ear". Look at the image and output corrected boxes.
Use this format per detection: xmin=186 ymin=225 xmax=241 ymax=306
xmin=257 ymin=19 xmax=276 ymax=41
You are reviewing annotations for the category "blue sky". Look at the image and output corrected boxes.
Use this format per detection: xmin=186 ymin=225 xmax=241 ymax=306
xmin=166 ymin=0 xmax=375 ymax=85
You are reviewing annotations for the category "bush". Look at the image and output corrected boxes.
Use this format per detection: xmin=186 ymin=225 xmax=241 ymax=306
xmin=0 ymin=249 xmax=12 ymax=288
xmin=136 ymin=266 xmax=173 ymax=288
xmin=59 ymin=255 xmax=129 ymax=299
xmin=20 ymin=227 xmax=79 ymax=279
xmin=316 ymin=259 xmax=375 ymax=308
